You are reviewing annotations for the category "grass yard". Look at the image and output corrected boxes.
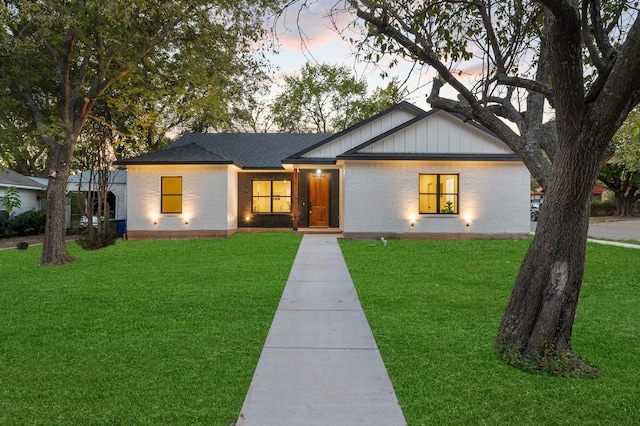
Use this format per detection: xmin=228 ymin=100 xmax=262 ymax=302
xmin=0 ymin=232 xmax=301 ymax=425
xmin=339 ymin=238 xmax=640 ymax=425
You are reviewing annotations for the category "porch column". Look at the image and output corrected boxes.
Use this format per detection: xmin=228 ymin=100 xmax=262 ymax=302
xmin=292 ymin=168 xmax=299 ymax=230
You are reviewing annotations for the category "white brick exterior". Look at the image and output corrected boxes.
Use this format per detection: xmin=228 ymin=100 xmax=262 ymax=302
xmin=122 ymin=104 xmax=530 ymax=239
xmin=126 ymin=164 xmax=238 ymax=232
xmin=342 ymin=160 xmax=530 ymax=236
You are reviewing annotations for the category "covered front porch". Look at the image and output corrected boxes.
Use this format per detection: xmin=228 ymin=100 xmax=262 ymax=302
xmin=237 ymin=166 xmax=341 ymax=231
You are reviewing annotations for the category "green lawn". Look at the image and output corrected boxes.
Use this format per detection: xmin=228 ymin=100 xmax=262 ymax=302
xmin=2 ymin=235 xmax=638 ymax=425
xmin=339 ymin=238 xmax=640 ymax=425
xmin=0 ymin=233 xmax=301 ymax=425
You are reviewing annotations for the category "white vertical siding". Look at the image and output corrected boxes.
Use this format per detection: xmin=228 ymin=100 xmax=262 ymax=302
xmin=358 ymin=111 xmax=514 ymax=155
xmin=126 ymin=164 xmax=236 ymax=232
xmin=342 ymin=160 xmax=530 ymax=235
xmin=302 ymin=109 xmax=418 ymax=158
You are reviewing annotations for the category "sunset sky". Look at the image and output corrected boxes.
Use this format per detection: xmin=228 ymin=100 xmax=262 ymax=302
xmin=264 ymin=1 xmax=438 ymax=109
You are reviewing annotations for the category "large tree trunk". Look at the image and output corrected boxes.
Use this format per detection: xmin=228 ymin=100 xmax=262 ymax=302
xmin=40 ymin=142 xmax=75 ymax=265
xmin=615 ymin=189 xmax=639 ymax=217
xmin=496 ymin=134 xmax=603 ymax=377
xmin=616 ymin=193 xmax=629 ymax=217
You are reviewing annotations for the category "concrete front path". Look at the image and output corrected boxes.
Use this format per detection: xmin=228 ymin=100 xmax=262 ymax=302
xmin=236 ymin=234 xmax=407 ymax=426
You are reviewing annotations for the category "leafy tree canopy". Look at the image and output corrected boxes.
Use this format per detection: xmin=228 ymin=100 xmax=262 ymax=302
xmin=0 ymin=0 xmax=286 ymax=264
xmin=272 ymin=62 xmax=406 ymax=133
xmin=599 ymin=108 xmax=640 ymax=215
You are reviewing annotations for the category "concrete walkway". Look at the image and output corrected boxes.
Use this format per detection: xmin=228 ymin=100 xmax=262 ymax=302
xmin=236 ymin=234 xmax=407 ymax=426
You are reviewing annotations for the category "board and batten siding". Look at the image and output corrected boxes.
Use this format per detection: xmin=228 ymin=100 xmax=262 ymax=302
xmin=126 ymin=164 xmax=237 ymax=234
xmin=302 ymin=108 xmax=418 ymax=159
xmin=342 ymin=160 xmax=530 ymax=237
xmin=358 ymin=110 xmax=513 ymax=155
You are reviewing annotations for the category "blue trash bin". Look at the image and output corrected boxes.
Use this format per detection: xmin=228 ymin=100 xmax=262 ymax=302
xmin=116 ymin=219 xmax=127 ymax=236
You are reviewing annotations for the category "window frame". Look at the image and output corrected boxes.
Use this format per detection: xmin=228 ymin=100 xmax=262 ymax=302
xmin=161 ymin=176 xmax=182 ymax=214
xmin=251 ymin=179 xmax=292 ymax=214
xmin=418 ymin=173 xmax=459 ymax=215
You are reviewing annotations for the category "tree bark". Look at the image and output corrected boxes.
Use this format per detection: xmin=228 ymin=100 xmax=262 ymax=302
xmin=40 ymin=141 xmax=75 ymax=265
xmin=496 ymin=132 xmax=604 ymax=375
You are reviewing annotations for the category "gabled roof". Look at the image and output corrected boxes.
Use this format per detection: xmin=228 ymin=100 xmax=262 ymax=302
xmin=0 ymin=169 xmax=47 ymax=190
xmin=114 ymin=102 xmax=520 ymax=168
xmin=115 ymin=133 xmax=332 ymax=170
xmin=336 ymin=109 xmax=518 ymax=161
xmin=286 ymin=104 xmax=518 ymax=163
xmin=284 ymin=101 xmax=427 ymax=163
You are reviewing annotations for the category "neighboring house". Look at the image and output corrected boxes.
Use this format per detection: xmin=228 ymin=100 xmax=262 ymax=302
xmin=67 ymin=170 xmax=127 ymax=221
xmin=115 ymin=102 xmax=530 ymax=240
xmin=0 ymin=169 xmax=47 ymax=214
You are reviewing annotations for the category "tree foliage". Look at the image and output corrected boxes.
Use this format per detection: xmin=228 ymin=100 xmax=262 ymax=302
xmin=599 ymin=108 xmax=640 ymax=216
xmin=0 ymin=0 xmax=284 ymax=264
xmin=0 ymin=185 xmax=21 ymax=214
xmin=303 ymin=0 xmax=640 ymax=375
xmin=272 ymin=62 xmax=406 ymax=133
xmin=0 ymin=98 xmax=48 ymax=176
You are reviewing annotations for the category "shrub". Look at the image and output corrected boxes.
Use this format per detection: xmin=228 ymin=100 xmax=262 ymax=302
xmin=76 ymin=225 xmax=118 ymax=250
xmin=0 ymin=211 xmax=10 ymax=238
xmin=1 ymin=210 xmax=46 ymax=238
xmin=590 ymin=199 xmax=617 ymax=216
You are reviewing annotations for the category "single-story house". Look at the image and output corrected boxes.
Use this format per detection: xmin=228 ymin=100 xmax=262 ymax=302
xmin=67 ymin=170 xmax=127 ymax=221
xmin=0 ymin=169 xmax=47 ymax=214
xmin=115 ymin=102 xmax=530 ymax=240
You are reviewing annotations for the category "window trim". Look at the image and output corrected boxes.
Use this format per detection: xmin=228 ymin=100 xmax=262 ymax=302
xmin=418 ymin=173 xmax=459 ymax=215
xmin=251 ymin=179 xmax=292 ymax=214
xmin=161 ymin=176 xmax=182 ymax=214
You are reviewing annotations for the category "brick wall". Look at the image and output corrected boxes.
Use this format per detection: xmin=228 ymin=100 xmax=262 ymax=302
xmin=126 ymin=165 xmax=234 ymax=233
xmin=343 ymin=160 xmax=530 ymax=236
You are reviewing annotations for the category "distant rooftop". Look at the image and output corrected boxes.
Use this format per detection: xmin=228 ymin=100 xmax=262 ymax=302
xmin=68 ymin=170 xmax=127 ymax=185
xmin=0 ymin=169 xmax=47 ymax=190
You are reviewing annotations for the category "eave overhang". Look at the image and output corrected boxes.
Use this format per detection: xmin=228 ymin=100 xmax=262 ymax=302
xmin=336 ymin=153 xmax=522 ymax=162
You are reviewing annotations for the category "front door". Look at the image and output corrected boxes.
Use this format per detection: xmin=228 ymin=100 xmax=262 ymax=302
xmin=309 ymin=173 xmax=329 ymax=227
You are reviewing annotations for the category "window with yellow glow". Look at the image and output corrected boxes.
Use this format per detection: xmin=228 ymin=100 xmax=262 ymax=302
xmin=419 ymin=174 xmax=458 ymax=214
xmin=252 ymin=180 xmax=291 ymax=213
xmin=161 ymin=176 xmax=182 ymax=214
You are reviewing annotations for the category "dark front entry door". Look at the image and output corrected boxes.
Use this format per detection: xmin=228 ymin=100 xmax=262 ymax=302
xmin=309 ymin=173 xmax=329 ymax=227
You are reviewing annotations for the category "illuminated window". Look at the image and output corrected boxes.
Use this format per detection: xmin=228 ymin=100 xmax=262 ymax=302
xmin=161 ymin=176 xmax=182 ymax=214
xmin=419 ymin=174 xmax=459 ymax=214
xmin=252 ymin=180 xmax=291 ymax=213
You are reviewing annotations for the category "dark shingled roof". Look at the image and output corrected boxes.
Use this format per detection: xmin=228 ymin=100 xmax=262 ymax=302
xmin=115 ymin=133 xmax=332 ymax=169
xmin=0 ymin=169 xmax=47 ymax=190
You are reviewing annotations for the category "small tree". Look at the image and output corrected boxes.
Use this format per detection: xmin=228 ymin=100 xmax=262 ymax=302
xmin=0 ymin=186 xmax=21 ymax=215
xmin=73 ymin=121 xmax=118 ymax=250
